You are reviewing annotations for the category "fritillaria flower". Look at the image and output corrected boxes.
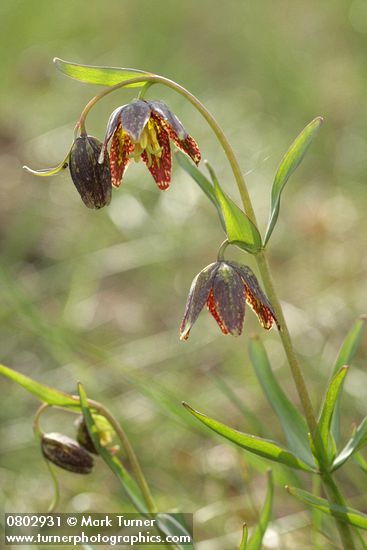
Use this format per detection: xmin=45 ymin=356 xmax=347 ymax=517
xmin=99 ymin=99 xmax=201 ymax=190
xmin=180 ymin=261 xmax=280 ymax=340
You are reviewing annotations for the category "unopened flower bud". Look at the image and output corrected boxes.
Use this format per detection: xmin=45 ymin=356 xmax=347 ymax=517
xmin=41 ymin=432 xmax=94 ymax=474
xmin=69 ymin=135 xmax=112 ymax=209
xmin=75 ymin=416 xmax=98 ymax=455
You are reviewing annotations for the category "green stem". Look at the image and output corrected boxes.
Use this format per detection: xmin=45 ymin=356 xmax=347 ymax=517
xmin=217 ymin=239 xmax=230 ymax=261
xmin=87 ymin=399 xmax=157 ymax=514
xmin=321 ymin=472 xmax=356 ymax=549
xmin=33 ymin=404 xmax=60 ymax=512
xmin=255 ymin=251 xmax=317 ymax=434
xmin=33 ymin=402 xmax=49 ymax=438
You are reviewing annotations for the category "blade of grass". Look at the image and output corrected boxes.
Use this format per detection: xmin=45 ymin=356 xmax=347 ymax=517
xmin=247 ymin=470 xmax=273 ymax=550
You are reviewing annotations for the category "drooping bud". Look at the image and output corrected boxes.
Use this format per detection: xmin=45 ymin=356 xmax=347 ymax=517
xmin=41 ymin=432 xmax=94 ymax=474
xmin=69 ymin=135 xmax=112 ymax=209
xmin=75 ymin=414 xmax=114 ymax=455
xmin=75 ymin=416 xmax=98 ymax=455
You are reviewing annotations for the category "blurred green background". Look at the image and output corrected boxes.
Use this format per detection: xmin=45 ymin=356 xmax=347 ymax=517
xmin=1 ymin=1 xmax=367 ymax=548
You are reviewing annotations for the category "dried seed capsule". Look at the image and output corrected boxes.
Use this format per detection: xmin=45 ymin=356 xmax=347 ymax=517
xmin=69 ymin=135 xmax=112 ymax=209
xmin=41 ymin=432 xmax=94 ymax=474
xmin=75 ymin=416 xmax=98 ymax=455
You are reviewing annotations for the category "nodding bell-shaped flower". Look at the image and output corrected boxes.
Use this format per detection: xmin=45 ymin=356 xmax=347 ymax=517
xmin=99 ymin=99 xmax=201 ymax=190
xmin=41 ymin=432 xmax=94 ymax=474
xmin=69 ymin=135 xmax=112 ymax=209
xmin=180 ymin=261 xmax=280 ymax=340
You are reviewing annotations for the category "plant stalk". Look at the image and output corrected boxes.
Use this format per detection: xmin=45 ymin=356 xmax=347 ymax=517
xmin=88 ymin=399 xmax=157 ymax=514
xmin=321 ymin=471 xmax=356 ymax=549
xmin=78 ymin=72 xmax=357 ymax=548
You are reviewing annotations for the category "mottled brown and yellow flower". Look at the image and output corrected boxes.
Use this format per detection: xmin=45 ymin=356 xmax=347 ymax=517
xmin=180 ymin=261 xmax=280 ymax=340
xmin=99 ymin=99 xmax=201 ymax=190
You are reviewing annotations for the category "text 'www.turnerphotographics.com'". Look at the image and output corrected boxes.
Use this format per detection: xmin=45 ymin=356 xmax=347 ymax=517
xmin=4 ymin=513 xmax=194 ymax=546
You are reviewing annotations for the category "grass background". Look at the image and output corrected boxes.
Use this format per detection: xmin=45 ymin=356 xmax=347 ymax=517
xmin=1 ymin=1 xmax=367 ymax=548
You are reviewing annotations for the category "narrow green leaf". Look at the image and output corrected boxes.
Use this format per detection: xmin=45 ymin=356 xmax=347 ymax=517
xmin=54 ymin=58 xmax=151 ymax=88
xmin=205 ymin=163 xmax=262 ymax=253
xmin=264 ymin=117 xmax=323 ymax=245
xmin=316 ymin=366 xmax=349 ymax=459
xmin=175 ymin=152 xmax=225 ymax=229
xmin=332 ymin=417 xmax=367 ymax=471
xmin=247 ymin=470 xmax=273 ymax=550
xmin=287 ymin=485 xmax=367 ymax=530
xmin=333 ymin=316 xmax=367 ymax=376
xmin=239 ymin=523 xmax=248 ymax=550
xmin=183 ymin=402 xmax=315 ymax=472
xmin=331 ymin=316 xmax=367 ymax=444
xmin=249 ymin=336 xmax=314 ymax=467
xmin=0 ymin=364 xmax=79 ymax=409
xmin=354 ymin=452 xmax=367 ymax=475
xmin=156 ymin=514 xmax=195 ymax=550
xmin=78 ymin=383 xmax=148 ymax=514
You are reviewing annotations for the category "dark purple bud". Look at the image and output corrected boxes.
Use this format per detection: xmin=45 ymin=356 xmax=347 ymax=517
xmin=41 ymin=432 xmax=94 ymax=474
xmin=69 ymin=135 xmax=112 ymax=209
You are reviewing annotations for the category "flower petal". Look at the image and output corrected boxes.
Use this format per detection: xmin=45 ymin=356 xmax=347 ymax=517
xmin=180 ymin=263 xmax=218 ymax=340
xmin=176 ymin=135 xmax=201 ymax=165
xmin=141 ymin=117 xmax=172 ymax=190
xmin=109 ymin=123 xmax=134 ymax=187
xmin=207 ymin=291 xmax=229 ymax=335
xmin=230 ymin=262 xmax=280 ymax=330
xmin=120 ymin=100 xmax=151 ymax=142
xmin=148 ymin=100 xmax=187 ymax=140
xmin=211 ymin=263 xmax=245 ymax=336
xmin=100 ymin=105 xmax=125 ymax=162
xmin=153 ymin=111 xmax=201 ymax=166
